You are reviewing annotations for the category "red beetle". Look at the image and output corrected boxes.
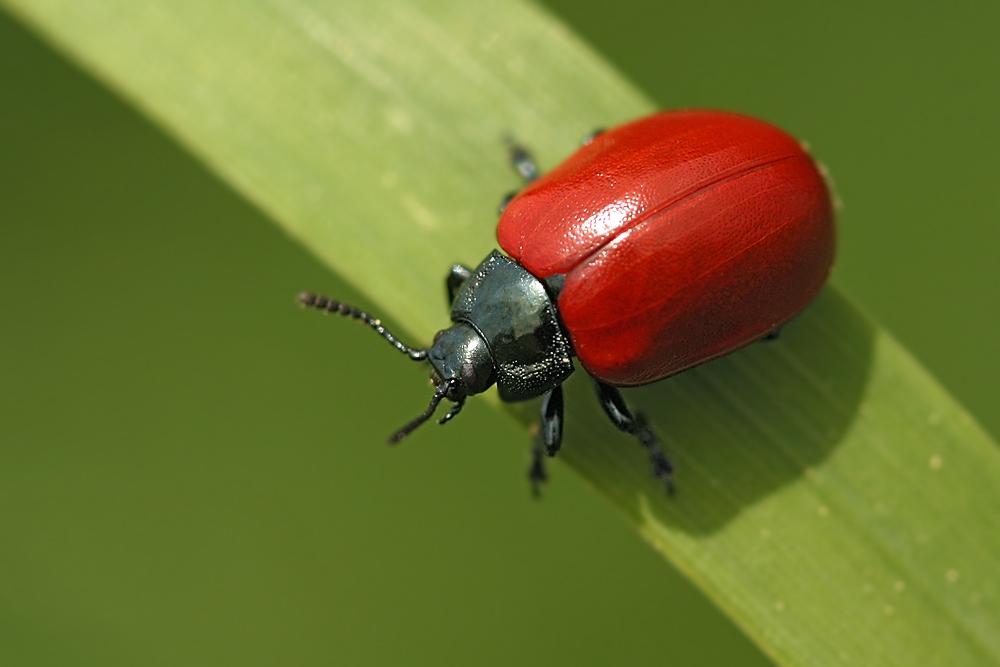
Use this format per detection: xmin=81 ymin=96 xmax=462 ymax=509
xmin=300 ymin=110 xmax=835 ymax=492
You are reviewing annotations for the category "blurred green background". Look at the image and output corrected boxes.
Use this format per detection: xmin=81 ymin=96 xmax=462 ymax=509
xmin=0 ymin=2 xmax=996 ymax=666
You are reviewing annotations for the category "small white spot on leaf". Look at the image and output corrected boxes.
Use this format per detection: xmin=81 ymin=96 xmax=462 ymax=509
xmin=381 ymin=170 xmax=399 ymax=189
xmin=384 ymin=107 xmax=414 ymax=134
xmin=401 ymin=194 xmax=439 ymax=230
xmin=506 ymin=56 xmax=526 ymax=75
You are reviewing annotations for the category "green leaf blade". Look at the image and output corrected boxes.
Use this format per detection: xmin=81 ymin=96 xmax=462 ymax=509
xmin=550 ymin=288 xmax=998 ymax=665
xmin=5 ymin=1 xmax=997 ymax=665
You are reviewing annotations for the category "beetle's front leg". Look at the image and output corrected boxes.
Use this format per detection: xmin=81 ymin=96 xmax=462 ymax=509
xmin=593 ymin=380 xmax=674 ymax=493
xmin=445 ymin=264 xmax=473 ymax=305
xmin=528 ymin=384 xmax=564 ymax=496
xmin=497 ymin=191 xmax=517 ymax=215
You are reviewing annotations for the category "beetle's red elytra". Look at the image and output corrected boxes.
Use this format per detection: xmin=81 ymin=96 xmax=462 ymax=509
xmin=300 ymin=109 xmax=835 ymax=493
xmin=499 ymin=110 xmax=835 ymax=386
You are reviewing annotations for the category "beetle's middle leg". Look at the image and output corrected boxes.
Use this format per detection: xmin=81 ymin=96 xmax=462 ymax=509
xmin=499 ymin=129 xmax=605 ymax=214
xmin=498 ymin=137 xmax=541 ymax=215
xmin=581 ymin=127 xmax=605 ymax=145
xmin=593 ymin=380 xmax=674 ymax=493
xmin=505 ymin=137 xmax=540 ymax=185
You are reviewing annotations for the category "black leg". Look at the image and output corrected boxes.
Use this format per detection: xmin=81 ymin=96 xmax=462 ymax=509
xmin=528 ymin=385 xmax=563 ymax=497
xmin=581 ymin=127 xmax=605 ymax=145
xmin=505 ymin=137 xmax=540 ymax=184
xmin=498 ymin=137 xmax=540 ymax=215
xmin=540 ymin=384 xmax=564 ymax=456
xmin=445 ymin=264 xmax=473 ymax=305
xmin=762 ymin=326 xmax=782 ymax=342
xmin=497 ymin=190 xmax=517 ymax=215
xmin=528 ymin=436 xmax=548 ymax=498
xmin=593 ymin=380 xmax=674 ymax=493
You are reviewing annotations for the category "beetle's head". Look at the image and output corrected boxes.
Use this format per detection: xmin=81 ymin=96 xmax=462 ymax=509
xmin=427 ymin=323 xmax=495 ymax=399
xmin=297 ymin=292 xmax=495 ymax=443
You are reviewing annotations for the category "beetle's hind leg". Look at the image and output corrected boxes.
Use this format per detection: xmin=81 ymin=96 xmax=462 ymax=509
xmin=762 ymin=326 xmax=782 ymax=342
xmin=445 ymin=264 xmax=473 ymax=305
xmin=593 ymin=380 xmax=674 ymax=494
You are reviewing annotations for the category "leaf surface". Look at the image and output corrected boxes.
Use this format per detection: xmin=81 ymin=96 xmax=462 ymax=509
xmin=5 ymin=1 xmax=996 ymax=664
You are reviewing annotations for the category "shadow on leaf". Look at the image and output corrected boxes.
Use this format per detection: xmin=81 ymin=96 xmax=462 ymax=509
xmin=515 ymin=288 xmax=874 ymax=534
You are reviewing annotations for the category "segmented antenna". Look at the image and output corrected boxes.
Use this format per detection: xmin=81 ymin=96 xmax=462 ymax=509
xmin=297 ymin=292 xmax=427 ymax=361
xmin=388 ymin=380 xmax=457 ymax=444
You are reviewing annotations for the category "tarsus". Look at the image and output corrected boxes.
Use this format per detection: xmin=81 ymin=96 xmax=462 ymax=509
xmin=388 ymin=380 xmax=455 ymax=444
